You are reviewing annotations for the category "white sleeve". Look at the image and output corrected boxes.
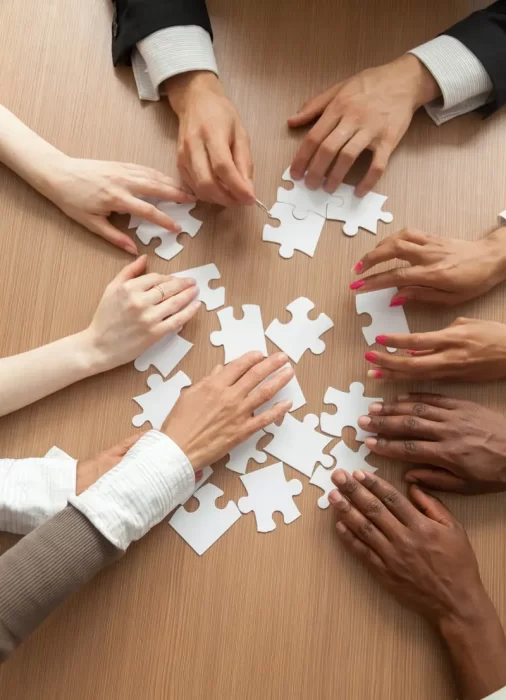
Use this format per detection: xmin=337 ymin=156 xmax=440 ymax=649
xmin=69 ymin=430 xmax=195 ymax=551
xmin=0 ymin=450 xmax=76 ymax=535
xmin=499 ymin=210 xmax=506 ymax=226
xmin=408 ymin=35 xmax=493 ymax=126
xmin=484 ymin=686 xmax=506 ymax=699
xmin=131 ymin=26 xmax=218 ymax=102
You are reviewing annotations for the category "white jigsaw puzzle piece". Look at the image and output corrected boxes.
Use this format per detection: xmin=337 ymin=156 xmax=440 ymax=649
xmin=355 ymin=287 xmax=410 ymax=353
xmin=277 ymin=168 xmax=344 ymax=219
xmin=135 ymin=202 xmax=202 ymax=261
xmin=238 ymin=462 xmax=303 ymax=533
xmin=134 ymin=331 xmax=192 ymax=377
xmin=132 ymin=371 xmax=191 ymax=429
xmin=263 ymin=202 xmax=325 ymax=258
xmin=169 ymin=483 xmax=241 ymax=555
xmin=264 ymin=413 xmax=333 ymax=478
xmin=210 ymin=304 xmax=268 ymax=364
xmin=182 ymin=465 xmax=213 ymax=505
xmin=321 ymin=382 xmax=382 ymax=442
xmin=265 ymin=297 xmax=334 ymax=363
xmin=326 ymin=183 xmax=393 ymax=236
xmin=254 ymin=363 xmax=306 ymax=415
xmin=225 ymin=430 xmax=267 ymax=475
xmin=172 ymin=263 xmax=225 ymax=311
xmin=310 ymin=465 xmax=339 ymax=509
xmin=330 ymin=441 xmax=376 ymax=475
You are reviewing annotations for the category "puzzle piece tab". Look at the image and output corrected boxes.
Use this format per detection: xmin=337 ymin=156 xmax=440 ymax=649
xmin=321 ymin=382 xmax=382 ymax=442
xmin=132 ymin=371 xmax=191 ymax=429
xmin=172 ymin=263 xmax=225 ymax=311
xmin=264 ymin=413 xmax=333 ymax=478
xmin=210 ymin=305 xmax=267 ymax=364
xmin=134 ymin=331 xmax=192 ymax=377
xmin=326 ymin=184 xmax=393 ymax=236
xmin=263 ymin=202 xmax=325 ymax=258
xmin=169 ymin=483 xmax=241 ymax=555
xmin=135 ymin=202 xmax=202 ymax=261
xmin=238 ymin=462 xmax=303 ymax=533
xmin=225 ymin=430 xmax=267 ymax=475
xmin=266 ymin=297 xmax=334 ymax=363
xmin=330 ymin=441 xmax=376 ymax=475
xmin=277 ymin=168 xmax=344 ymax=219
xmin=310 ymin=465 xmax=339 ymax=509
xmin=355 ymin=287 xmax=410 ymax=353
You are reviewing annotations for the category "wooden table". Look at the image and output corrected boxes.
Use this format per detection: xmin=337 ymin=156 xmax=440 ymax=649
xmin=0 ymin=1 xmax=505 ymax=697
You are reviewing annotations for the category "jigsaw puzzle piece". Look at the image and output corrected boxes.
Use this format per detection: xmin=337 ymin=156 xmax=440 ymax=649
xmin=225 ymin=430 xmax=267 ymax=475
xmin=135 ymin=202 xmax=203 ymax=261
xmin=355 ymin=287 xmax=410 ymax=353
xmin=330 ymin=441 xmax=376 ymax=475
xmin=277 ymin=168 xmax=344 ymax=219
xmin=263 ymin=413 xmax=333 ymax=478
xmin=169 ymin=483 xmax=241 ymax=555
xmin=253 ymin=363 xmax=306 ymax=415
xmin=134 ymin=331 xmax=192 ymax=377
xmin=310 ymin=465 xmax=339 ymax=509
xmin=326 ymin=184 xmax=393 ymax=236
xmin=172 ymin=263 xmax=225 ymax=311
xmin=132 ymin=371 xmax=191 ymax=429
xmin=263 ymin=202 xmax=325 ymax=258
xmin=238 ymin=462 xmax=303 ymax=533
xmin=320 ymin=382 xmax=382 ymax=442
xmin=210 ymin=304 xmax=268 ymax=364
xmin=265 ymin=297 xmax=334 ymax=363
xmin=183 ymin=466 xmax=213 ymax=504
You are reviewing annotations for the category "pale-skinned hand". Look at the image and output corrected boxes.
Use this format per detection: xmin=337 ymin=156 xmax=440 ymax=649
xmin=76 ymin=433 xmax=144 ymax=494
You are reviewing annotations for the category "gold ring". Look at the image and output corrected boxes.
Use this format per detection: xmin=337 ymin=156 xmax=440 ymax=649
xmin=154 ymin=284 xmax=165 ymax=302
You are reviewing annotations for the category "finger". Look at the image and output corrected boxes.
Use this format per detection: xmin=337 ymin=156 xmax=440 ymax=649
xmin=334 ymin=521 xmax=386 ymax=572
xmin=152 ymin=285 xmax=199 ymax=321
xmin=352 ymin=471 xmax=421 ymax=526
xmin=287 ymin=84 xmax=340 ymax=128
xmin=408 ymin=485 xmax=456 ymax=527
xmin=121 ymin=196 xmax=182 ymax=234
xmin=371 ymin=330 xmax=450 ymax=352
xmin=364 ymin=351 xmax=447 ymax=379
xmin=217 ymin=351 xmax=274 ymax=386
xmin=330 ymin=469 xmax=401 ymax=540
xmin=290 ymin=112 xmax=341 ymax=181
xmin=394 ymin=393 xmax=461 ymax=410
xmin=90 ymin=217 xmax=138 ymax=256
xmin=351 ymin=266 xmax=435 ymax=293
xmin=305 ymin=121 xmax=357 ymax=189
xmin=358 ymin=413 xmax=443 ymax=440
xmin=132 ymin=177 xmax=197 ymax=204
xmin=232 ymin=130 xmax=255 ymax=193
xmin=210 ymin=364 xmax=223 ymax=377
xmin=144 ymin=276 xmax=196 ymax=304
xmin=364 ymin=434 xmax=442 ymax=466
xmin=353 ymin=240 xmax=427 ymax=277
xmin=128 ymin=271 xmax=169 ymax=292
xmin=249 ymin=398 xmax=293 ymax=433
xmin=189 ymin=141 xmax=235 ymax=207
xmin=327 ymin=485 xmax=392 ymax=555
xmin=391 ymin=286 xmax=457 ymax=306
xmin=405 ymin=468 xmax=468 ymax=493
xmin=355 ymin=145 xmax=390 ymax=196
xmin=207 ymin=136 xmax=255 ymax=204
xmin=112 ymin=254 xmax=148 ymax=284
xmin=157 ymin=299 xmax=202 ymax=335
xmin=368 ymin=398 xmax=452 ymax=420
xmin=324 ymin=130 xmax=372 ymax=193
xmin=225 ymin=352 xmax=289 ymax=391
xmin=244 ymin=365 xmax=295 ymax=410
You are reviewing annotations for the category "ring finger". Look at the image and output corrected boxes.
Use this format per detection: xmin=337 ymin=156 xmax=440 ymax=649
xmin=151 ymin=285 xmax=200 ymax=321
xmin=145 ymin=276 xmax=196 ymax=305
xmin=358 ymin=414 xmax=444 ymax=440
xmin=329 ymin=489 xmax=392 ymax=557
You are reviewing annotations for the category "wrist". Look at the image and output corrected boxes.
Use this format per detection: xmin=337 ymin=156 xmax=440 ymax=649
xmin=72 ymin=328 xmax=112 ymax=376
xmin=396 ymin=54 xmax=441 ymax=110
xmin=485 ymin=227 xmax=506 ymax=283
xmin=166 ymin=70 xmax=223 ymax=116
xmin=25 ymin=149 xmax=70 ymax=202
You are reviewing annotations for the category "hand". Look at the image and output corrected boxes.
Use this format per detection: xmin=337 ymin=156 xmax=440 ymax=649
xmin=45 ymin=155 xmax=196 ymax=255
xmin=350 ymin=227 xmax=506 ymax=306
xmin=162 ymin=351 xmax=294 ymax=469
xmin=76 ymin=433 xmax=143 ymax=494
xmin=166 ymin=71 xmax=255 ymax=206
xmin=288 ymin=55 xmax=440 ymax=195
xmin=82 ymin=255 xmax=200 ymax=373
xmin=364 ymin=318 xmax=506 ymax=381
xmin=358 ymin=394 xmax=506 ymax=494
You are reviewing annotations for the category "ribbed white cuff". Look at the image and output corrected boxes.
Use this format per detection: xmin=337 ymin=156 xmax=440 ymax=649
xmin=0 ymin=448 xmax=76 ymax=535
xmin=69 ymin=431 xmax=195 ymax=551
xmin=409 ymin=35 xmax=493 ymax=125
xmin=132 ymin=25 xmax=218 ymax=102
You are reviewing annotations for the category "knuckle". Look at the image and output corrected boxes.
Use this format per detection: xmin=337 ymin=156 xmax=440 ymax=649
xmin=358 ymin=520 xmax=375 ymax=539
xmin=214 ymin=160 xmax=231 ymax=177
xmin=306 ymin=132 xmax=319 ymax=149
xmin=320 ymin=143 xmax=335 ymax=159
xmin=404 ymin=416 xmax=419 ymax=430
xmin=255 ymin=385 xmax=271 ymax=405
xmin=382 ymin=489 xmax=401 ymax=508
xmin=364 ymin=499 xmax=383 ymax=518
xmin=340 ymin=479 xmax=358 ymax=497
xmin=412 ymin=403 xmax=428 ymax=417
xmin=403 ymin=440 xmax=418 ymax=455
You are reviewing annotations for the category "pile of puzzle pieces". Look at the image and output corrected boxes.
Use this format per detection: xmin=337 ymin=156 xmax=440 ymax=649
xmin=123 ymin=167 xmax=409 ymax=555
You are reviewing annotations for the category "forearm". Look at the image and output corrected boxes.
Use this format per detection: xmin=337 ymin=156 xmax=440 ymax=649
xmin=0 ymin=330 xmax=99 ymax=417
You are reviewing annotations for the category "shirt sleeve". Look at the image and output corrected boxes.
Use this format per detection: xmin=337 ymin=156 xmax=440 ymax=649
xmin=499 ymin=210 xmax=506 ymax=225
xmin=131 ymin=26 xmax=218 ymax=101
xmin=408 ymin=35 xmax=493 ymax=125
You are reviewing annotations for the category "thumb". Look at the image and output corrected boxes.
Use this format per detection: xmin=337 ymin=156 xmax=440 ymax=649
xmin=395 ymin=286 xmax=456 ymax=306
xmin=113 ymin=254 xmax=148 ymax=283
xmin=287 ymin=86 xmax=337 ymax=127
xmin=409 ymin=484 xmax=455 ymax=527
xmin=405 ymin=468 xmax=468 ymax=493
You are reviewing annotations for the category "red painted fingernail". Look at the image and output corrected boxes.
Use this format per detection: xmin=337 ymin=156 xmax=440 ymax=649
xmin=364 ymin=352 xmax=377 ymax=363
xmin=350 ymin=280 xmax=365 ymax=291
xmin=367 ymin=369 xmax=383 ymax=379
xmin=407 ymin=350 xmax=416 ymax=356
xmin=375 ymin=335 xmax=388 ymax=346
xmin=353 ymin=261 xmax=364 ymax=274
xmin=390 ymin=297 xmax=406 ymax=307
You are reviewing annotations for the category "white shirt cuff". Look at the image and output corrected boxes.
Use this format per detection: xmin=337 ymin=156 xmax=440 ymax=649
xmin=0 ymin=448 xmax=76 ymax=535
xmin=69 ymin=430 xmax=195 ymax=551
xmin=498 ymin=210 xmax=506 ymax=226
xmin=132 ymin=25 xmax=218 ymax=102
xmin=409 ymin=35 xmax=493 ymax=125
xmin=484 ymin=686 xmax=506 ymax=699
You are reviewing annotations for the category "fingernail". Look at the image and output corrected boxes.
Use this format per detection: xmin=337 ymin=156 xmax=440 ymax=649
xmin=354 ymin=470 xmax=366 ymax=481
xmin=364 ymin=352 xmax=377 ymax=363
xmin=375 ymin=335 xmax=388 ymax=346
xmin=390 ymin=297 xmax=406 ymax=307
xmin=350 ymin=280 xmax=365 ymax=291
xmin=329 ymin=489 xmax=342 ymax=504
xmin=333 ymin=470 xmax=346 ymax=485
xmin=291 ymin=169 xmax=302 ymax=180
xmin=367 ymin=369 xmax=383 ymax=379
xmin=397 ymin=394 xmax=410 ymax=401
xmin=353 ymin=261 xmax=364 ymax=274
xmin=365 ymin=437 xmax=378 ymax=447
xmin=358 ymin=416 xmax=371 ymax=428
xmin=336 ymin=521 xmax=347 ymax=534
xmin=368 ymin=402 xmax=383 ymax=414
xmin=407 ymin=350 xmax=416 ymax=356
xmin=126 ymin=243 xmax=138 ymax=256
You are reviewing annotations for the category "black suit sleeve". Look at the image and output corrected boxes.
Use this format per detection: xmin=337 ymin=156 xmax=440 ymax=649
xmin=111 ymin=0 xmax=212 ymax=66
xmin=443 ymin=1 xmax=506 ymax=114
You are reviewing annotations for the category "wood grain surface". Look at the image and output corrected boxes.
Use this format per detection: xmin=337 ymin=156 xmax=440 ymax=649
xmin=0 ymin=1 xmax=505 ymax=698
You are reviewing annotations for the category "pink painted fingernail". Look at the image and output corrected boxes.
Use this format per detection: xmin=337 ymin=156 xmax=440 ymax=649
xmin=375 ymin=335 xmax=388 ymax=346
xmin=353 ymin=261 xmax=364 ymax=274
xmin=350 ymin=280 xmax=365 ymax=291
xmin=364 ymin=352 xmax=377 ymax=363
xmin=367 ymin=369 xmax=383 ymax=379
xmin=390 ymin=297 xmax=406 ymax=307
xmin=407 ymin=350 xmax=417 ymax=356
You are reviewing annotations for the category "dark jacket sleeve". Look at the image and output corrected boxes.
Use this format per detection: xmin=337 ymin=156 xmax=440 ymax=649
xmin=443 ymin=1 xmax=506 ymax=113
xmin=112 ymin=0 xmax=212 ymax=65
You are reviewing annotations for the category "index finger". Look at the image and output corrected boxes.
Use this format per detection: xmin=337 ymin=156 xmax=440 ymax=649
xmin=124 ymin=197 xmax=182 ymax=233
xmin=207 ymin=137 xmax=255 ymax=204
xmin=354 ymin=470 xmax=421 ymax=527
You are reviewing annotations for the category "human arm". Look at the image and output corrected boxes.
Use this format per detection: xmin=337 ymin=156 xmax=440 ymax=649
xmin=0 ymin=351 xmax=294 ymax=661
xmin=0 ymin=105 xmax=195 ymax=254
xmin=0 ymin=255 xmax=199 ymax=417
xmin=328 ymin=470 xmax=506 ymax=700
